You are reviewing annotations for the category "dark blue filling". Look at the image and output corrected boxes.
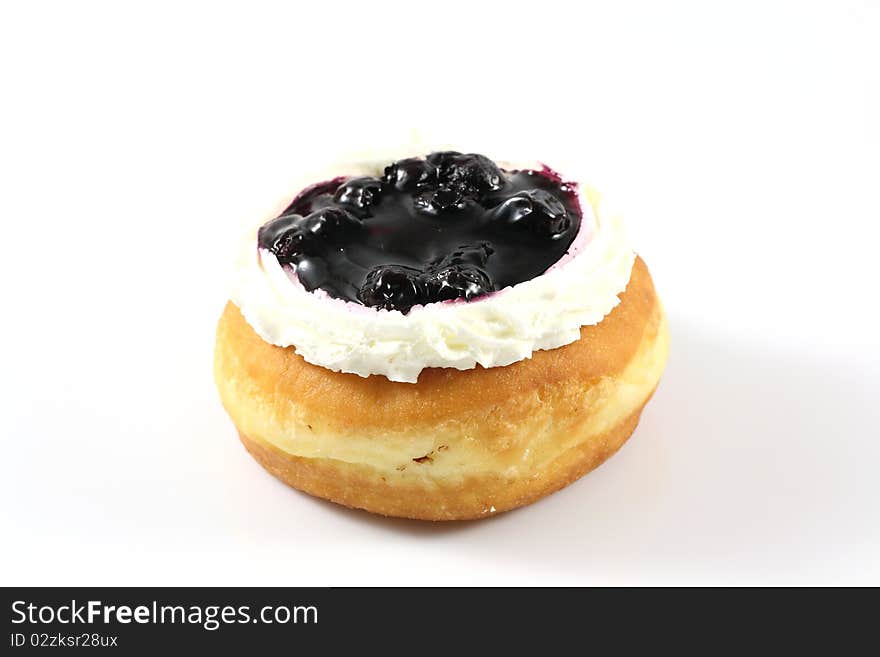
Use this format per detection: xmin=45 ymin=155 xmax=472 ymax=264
xmin=258 ymin=152 xmax=581 ymax=314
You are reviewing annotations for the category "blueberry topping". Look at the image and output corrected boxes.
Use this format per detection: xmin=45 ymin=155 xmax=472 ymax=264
xmin=358 ymin=265 xmax=426 ymax=313
xmin=424 ymin=243 xmax=495 ymax=301
xmin=358 ymin=251 xmax=496 ymax=312
xmin=259 ymin=152 xmax=581 ymax=313
xmin=413 ymin=185 xmax=468 ymax=215
xmin=384 ymin=157 xmax=437 ymax=191
xmin=424 ymin=151 xmax=461 ymax=167
xmin=257 ymin=213 xmax=306 ymax=261
xmin=425 ymin=265 xmax=494 ymax=302
xmin=304 ymin=206 xmax=361 ymax=238
xmin=258 ymin=207 xmax=361 ymax=263
xmin=334 ymin=176 xmax=383 ymax=211
xmin=430 ymin=242 xmax=494 ymax=269
xmin=428 ymin=151 xmax=505 ymax=195
xmin=491 ymin=189 xmax=570 ymax=240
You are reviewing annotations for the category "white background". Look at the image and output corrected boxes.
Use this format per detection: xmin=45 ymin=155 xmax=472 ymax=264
xmin=1 ymin=1 xmax=878 ymax=585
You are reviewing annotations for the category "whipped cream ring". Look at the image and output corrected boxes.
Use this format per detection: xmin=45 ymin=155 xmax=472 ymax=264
xmin=230 ymin=160 xmax=636 ymax=383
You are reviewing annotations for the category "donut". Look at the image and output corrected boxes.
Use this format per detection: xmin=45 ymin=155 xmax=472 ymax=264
xmin=214 ymin=151 xmax=669 ymax=520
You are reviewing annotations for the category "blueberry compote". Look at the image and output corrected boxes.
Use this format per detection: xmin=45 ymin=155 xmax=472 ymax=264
xmin=258 ymin=152 xmax=581 ymax=314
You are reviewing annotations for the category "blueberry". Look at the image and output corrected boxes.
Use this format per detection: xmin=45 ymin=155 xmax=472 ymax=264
xmin=334 ymin=176 xmax=383 ymax=211
xmin=358 ymin=265 xmax=426 ymax=313
xmin=425 ymin=151 xmax=463 ymax=169
xmin=383 ymin=158 xmax=437 ymax=191
xmin=425 ymin=265 xmax=494 ymax=302
xmin=433 ymin=186 xmax=465 ymax=209
xmin=424 ymin=243 xmax=495 ymax=302
xmin=490 ymin=189 xmax=570 ymax=239
xmin=300 ymin=206 xmax=362 ymax=241
xmin=258 ymin=213 xmax=307 ymax=262
xmin=413 ymin=186 xmax=467 ymax=215
xmin=427 ymin=151 xmax=505 ymax=195
xmin=257 ymin=207 xmax=361 ymax=264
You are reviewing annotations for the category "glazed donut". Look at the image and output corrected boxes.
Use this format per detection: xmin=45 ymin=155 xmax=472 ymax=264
xmin=214 ymin=152 xmax=668 ymax=520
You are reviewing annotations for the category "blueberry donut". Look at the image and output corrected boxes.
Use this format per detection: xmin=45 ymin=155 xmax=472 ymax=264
xmin=214 ymin=152 xmax=669 ymax=520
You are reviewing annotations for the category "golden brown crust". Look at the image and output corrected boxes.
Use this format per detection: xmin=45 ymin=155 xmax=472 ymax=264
xmin=214 ymin=256 xmax=668 ymax=520
xmin=237 ymin=401 xmax=650 ymax=521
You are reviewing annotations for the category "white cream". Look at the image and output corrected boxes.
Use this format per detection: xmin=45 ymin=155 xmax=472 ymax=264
xmin=230 ymin=159 xmax=635 ymax=383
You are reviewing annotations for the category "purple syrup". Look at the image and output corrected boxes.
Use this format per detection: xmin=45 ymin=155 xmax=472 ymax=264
xmin=258 ymin=152 xmax=582 ymax=314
